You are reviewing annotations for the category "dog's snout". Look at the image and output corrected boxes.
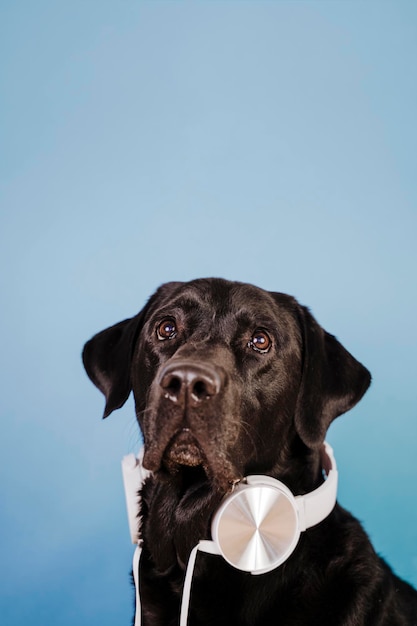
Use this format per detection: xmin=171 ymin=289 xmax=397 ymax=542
xmin=159 ymin=361 xmax=221 ymax=406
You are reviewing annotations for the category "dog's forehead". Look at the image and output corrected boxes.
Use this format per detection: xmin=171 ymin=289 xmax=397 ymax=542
xmin=148 ymin=279 xmax=292 ymax=321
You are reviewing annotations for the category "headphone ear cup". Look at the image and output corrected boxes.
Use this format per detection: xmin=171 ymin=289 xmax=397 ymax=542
xmin=211 ymin=477 xmax=301 ymax=574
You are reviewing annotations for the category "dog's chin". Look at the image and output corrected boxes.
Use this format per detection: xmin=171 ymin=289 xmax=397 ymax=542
xmin=163 ymin=429 xmax=204 ymax=466
xmin=161 ymin=429 xmax=209 ymax=478
xmin=151 ymin=428 xmax=239 ymax=493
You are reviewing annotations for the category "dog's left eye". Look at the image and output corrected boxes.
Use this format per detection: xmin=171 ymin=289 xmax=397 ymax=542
xmin=248 ymin=330 xmax=272 ymax=353
xmin=157 ymin=318 xmax=177 ymax=340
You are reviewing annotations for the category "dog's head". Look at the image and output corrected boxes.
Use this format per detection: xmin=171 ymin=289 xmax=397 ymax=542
xmin=83 ymin=279 xmax=370 ymax=492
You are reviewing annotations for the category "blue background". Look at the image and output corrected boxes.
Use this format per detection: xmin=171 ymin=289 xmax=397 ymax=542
xmin=1 ymin=1 xmax=416 ymax=624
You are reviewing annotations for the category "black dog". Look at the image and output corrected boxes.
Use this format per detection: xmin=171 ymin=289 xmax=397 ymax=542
xmin=83 ymin=278 xmax=417 ymax=625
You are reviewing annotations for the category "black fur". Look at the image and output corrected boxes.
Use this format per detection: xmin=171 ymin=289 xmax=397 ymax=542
xmin=83 ymin=278 xmax=417 ymax=625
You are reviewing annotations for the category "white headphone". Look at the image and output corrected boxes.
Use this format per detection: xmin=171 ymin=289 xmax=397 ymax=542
xmin=122 ymin=443 xmax=338 ymax=626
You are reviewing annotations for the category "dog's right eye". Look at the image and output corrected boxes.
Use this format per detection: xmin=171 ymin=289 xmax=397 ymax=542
xmin=156 ymin=318 xmax=177 ymax=340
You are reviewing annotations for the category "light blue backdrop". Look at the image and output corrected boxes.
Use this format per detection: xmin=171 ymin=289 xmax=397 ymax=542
xmin=1 ymin=1 xmax=416 ymax=624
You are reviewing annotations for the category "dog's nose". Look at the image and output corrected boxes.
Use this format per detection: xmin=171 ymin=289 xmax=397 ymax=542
xmin=159 ymin=361 xmax=221 ymax=407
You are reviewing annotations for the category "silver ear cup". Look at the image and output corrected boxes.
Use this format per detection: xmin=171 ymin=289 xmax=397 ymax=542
xmin=211 ymin=478 xmax=300 ymax=574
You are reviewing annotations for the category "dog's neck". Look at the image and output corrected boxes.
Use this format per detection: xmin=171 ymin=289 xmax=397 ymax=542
xmin=271 ymin=438 xmax=324 ymax=495
xmin=128 ymin=442 xmax=338 ymax=626
xmin=140 ymin=474 xmax=225 ymax=571
xmin=135 ymin=439 xmax=330 ymax=573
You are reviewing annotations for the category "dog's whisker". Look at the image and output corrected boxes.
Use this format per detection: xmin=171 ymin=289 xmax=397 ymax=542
xmin=239 ymin=419 xmax=259 ymax=452
xmin=124 ymin=413 xmax=146 ymax=453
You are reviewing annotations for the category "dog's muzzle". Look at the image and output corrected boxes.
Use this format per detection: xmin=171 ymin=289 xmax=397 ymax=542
xmin=142 ymin=358 xmax=239 ymax=486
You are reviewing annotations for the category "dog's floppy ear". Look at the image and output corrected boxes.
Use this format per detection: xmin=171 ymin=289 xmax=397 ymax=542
xmin=294 ymin=305 xmax=371 ymax=448
xmin=82 ymin=313 xmax=146 ymax=418
xmin=82 ymin=282 xmax=183 ymax=418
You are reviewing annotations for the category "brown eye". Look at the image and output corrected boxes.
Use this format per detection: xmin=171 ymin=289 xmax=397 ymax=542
xmin=157 ymin=318 xmax=177 ymax=340
xmin=249 ymin=329 xmax=272 ymax=353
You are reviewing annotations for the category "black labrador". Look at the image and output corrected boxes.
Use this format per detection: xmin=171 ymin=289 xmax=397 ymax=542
xmin=83 ymin=278 xmax=417 ymax=625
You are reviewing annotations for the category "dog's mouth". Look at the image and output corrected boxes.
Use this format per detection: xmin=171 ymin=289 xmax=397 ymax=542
xmin=143 ymin=426 xmax=242 ymax=492
xmin=162 ymin=429 xmax=208 ymax=474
